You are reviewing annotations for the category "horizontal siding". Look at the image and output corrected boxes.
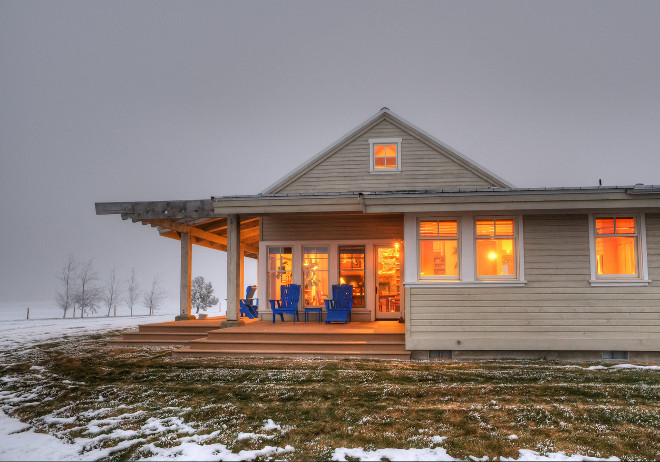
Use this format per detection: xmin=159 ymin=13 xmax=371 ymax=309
xmin=262 ymin=213 xmax=403 ymax=241
xmin=277 ymin=120 xmax=496 ymax=194
xmin=408 ymin=213 xmax=660 ymax=351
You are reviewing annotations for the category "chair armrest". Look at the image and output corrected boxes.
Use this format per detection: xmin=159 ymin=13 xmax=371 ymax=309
xmin=269 ymin=300 xmax=281 ymax=310
xmin=324 ymin=299 xmax=334 ymax=310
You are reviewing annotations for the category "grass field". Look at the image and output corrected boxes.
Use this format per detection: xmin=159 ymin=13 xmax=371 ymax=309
xmin=1 ymin=331 xmax=659 ymax=461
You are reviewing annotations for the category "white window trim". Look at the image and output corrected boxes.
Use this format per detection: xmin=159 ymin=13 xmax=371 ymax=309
xmin=369 ymin=138 xmax=402 ymax=173
xmin=405 ymin=213 xmax=526 ymax=285
xmin=588 ymin=213 xmax=651 ymax=286
xmin=417 ymin=217 xmax=461 ymax=280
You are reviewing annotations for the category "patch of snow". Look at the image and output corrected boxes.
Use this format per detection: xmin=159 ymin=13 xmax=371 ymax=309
xmin=237 ymin=431 xmax=276 ymax=440
xmin=261 ymin=418 xmax=281 ymax=431
xmin=332 ymin=446 xmax=457 ymax=461
xmin=0 ymin=314 xmax=174 ymax=350
xmin=501 ymin=449 xmax=620 ymax=461
xmin=560 ymin=364 xmax=659 ymax=371
xmin=138 ymin=442 xmax=295 ymax=461
xmin=431 ymin=435 xmax=447 ymax=444
xmin=611 ymin=364 xmax=660 ymax=371
xmin=509 ymin=434 xmax=519 ymax=440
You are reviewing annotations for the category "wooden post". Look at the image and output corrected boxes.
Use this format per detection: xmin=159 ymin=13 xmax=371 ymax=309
xmin=26 ymin=307 xmax=29 ymax=320
xmin=73 ymin=305 xmax=76 ymax=318
xmin=175 ymin=232 xmax=193 ymax=321
xmin=240 ymin=248 xmax=245 ymax=303
xmin=221 ymin=214 xmax=245 ymax=328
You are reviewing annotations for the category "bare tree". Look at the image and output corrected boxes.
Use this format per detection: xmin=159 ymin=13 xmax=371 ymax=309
xmin=55 ymin=254 xmax=77 ymax=318
xmin=143 ymin=275 xmax=166 ymax=315
xmin=103 ymin=265 xmax=123 ymax=316
xmin=126 ymin=267 xmax=140 ymax=316
xmin=74 ymin=258 xmax=102 ymax=317
xmin=191 ymin=276 xmax=219 ymax=314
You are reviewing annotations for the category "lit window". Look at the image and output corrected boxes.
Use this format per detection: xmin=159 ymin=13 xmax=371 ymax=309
xmin=419 ymin=219 xmax=459 ymax=278
xmin=475 ymin=219 xmax=516 ymax=278
xmin=594 ymin=217 xmax=638 ymax=276
xmin=267 ymin=247 xmax=292 ymax=300
xmin=369 ymin=138 xmax=401 ymax=173
xmin=303 ymin=246 xmax=328 ymax=307
xmin=339 ymin=246 xmax=365 ymax=307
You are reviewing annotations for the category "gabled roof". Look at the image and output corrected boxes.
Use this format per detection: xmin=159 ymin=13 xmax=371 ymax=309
xmin=262 ymin=107 xmax=513 ymax=195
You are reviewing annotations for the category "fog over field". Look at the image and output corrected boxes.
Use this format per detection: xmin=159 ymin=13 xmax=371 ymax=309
xmin=1 ymin=1 xmax=659 ymax=312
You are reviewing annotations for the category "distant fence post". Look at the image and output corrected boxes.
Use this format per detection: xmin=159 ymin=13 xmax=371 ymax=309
xmin=73 ymin=305 xmax=76 ymax=318
xmin=114 ymin=305 xmax=117 ymax=317
xmin=26 ymin=307 xmax=29 ymax=320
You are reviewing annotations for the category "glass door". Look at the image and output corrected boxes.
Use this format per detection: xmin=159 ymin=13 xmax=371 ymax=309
xmin=375 ymin=244 xmax=401 ymax=319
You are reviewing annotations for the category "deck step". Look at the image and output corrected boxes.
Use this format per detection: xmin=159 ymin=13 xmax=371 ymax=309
xmin=172 ymin=347 xmax=410 ymax=360
xmin=187 ymin=338 xmax=407 ymax=353
xmin=205 ymin=331 xmax=404 ymax=343
xmin=107 ymin=338 xmax=190 ymax=346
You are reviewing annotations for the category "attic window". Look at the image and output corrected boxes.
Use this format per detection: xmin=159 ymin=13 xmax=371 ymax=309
xmin=369 ymin=138 xmax=402 ymax=173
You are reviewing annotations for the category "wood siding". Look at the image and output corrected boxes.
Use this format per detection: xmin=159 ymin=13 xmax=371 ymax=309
xmin=276 ymin=120 xmax=497 ymax=194
xmin=261 ymin=213 xmax=403 ymax=241
xmin=407 ymin=214 xmax=660 ymax=351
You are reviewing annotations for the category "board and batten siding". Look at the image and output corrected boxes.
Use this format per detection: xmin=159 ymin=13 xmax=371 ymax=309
xmin=276 ymin=120 xmax=496 ymax=194
xmin=407 ymin=213 xmax=660 ymax=351
xmin=261 ymin=213 xmax=404 ymax=241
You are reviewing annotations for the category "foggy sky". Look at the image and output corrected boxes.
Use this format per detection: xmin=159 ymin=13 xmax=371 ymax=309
xmin=1 ymin=1 xmax=659 ymax=307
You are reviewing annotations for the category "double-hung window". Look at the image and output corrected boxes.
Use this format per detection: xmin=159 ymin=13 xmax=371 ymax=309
xmin=475 ymin=218 xmax=517 ymax=278
xmin=419 ymin=219 xmax=459 ymax=278
xmin=590 ymin=215 xmax=648 ymax=284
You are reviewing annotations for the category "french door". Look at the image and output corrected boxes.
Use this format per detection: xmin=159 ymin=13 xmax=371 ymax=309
xmin=375 ymin=244 xmax=401 ymax=320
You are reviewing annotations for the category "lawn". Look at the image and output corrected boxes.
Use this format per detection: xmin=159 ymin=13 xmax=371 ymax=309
xmin=1 ymin=330 xmax=659 ymax=461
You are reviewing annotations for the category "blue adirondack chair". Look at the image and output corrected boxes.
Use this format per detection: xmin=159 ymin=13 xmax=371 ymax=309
xmin=324 ymin=284 xmax=353 ymax=324
xmin=239 ymin=285 xmax=259 ymax=319
xmin=270 ymin=284 xmax=301 ymax=323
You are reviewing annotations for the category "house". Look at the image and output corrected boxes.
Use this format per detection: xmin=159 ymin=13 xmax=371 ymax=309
xmin=96 ymin=108 xmax=660 ymax=361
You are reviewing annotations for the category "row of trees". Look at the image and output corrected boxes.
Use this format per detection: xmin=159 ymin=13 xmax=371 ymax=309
xmin=55 ymin=255 xmax=166 ymax=318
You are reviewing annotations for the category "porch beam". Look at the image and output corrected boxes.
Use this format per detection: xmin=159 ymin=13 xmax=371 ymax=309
xmin=144 ymin=218 xmax=259 ymax=255
xmin=221 ymin=214 xmax=245 ymax=328
xmin=175 ymin=232 xmax=193 ymax=321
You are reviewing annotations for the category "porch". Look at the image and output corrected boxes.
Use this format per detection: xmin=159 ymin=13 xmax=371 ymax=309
xmin=109 ymin=318 xmax=409 ymax=359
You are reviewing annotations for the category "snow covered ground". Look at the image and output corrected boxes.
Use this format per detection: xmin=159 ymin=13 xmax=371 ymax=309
xmin=0 ymin=300 xmax=183 ymax=322
xmin=0 ymin=315 xmax=635 ymax=461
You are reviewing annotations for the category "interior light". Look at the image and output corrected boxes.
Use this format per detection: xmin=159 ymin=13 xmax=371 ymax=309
xmin=489 ymin=252 xmax=497 ymax=260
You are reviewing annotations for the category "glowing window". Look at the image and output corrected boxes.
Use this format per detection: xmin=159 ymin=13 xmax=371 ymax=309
xmin=303 ymin=246 xmax=329 ymax=307
xmin=339 ymin=246 xmax=365 ymax=307
xmin=369 ymin=138 xmax=401 ymax=172
xmin=267 ymin=247 xmax=293 ymax=301
xmin=419 ymin=219 xmax=459 ymax=278
xmin=475 ymin=219 xmax=516 ymax=278
xmin=594 ymin=217 xmax=638 ymax=276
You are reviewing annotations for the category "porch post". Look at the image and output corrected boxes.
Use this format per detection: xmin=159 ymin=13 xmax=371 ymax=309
xmin=221 ymin=214 xmax=245 ymax=328
xmin=175 ymin=232 xmax=192 ymax=321
xmin=240 ymin=248 xmax=245 ymax=300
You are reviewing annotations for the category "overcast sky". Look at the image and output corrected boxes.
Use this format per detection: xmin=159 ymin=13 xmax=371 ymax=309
xmin=1 ymin=1 xmax=659 ymax=310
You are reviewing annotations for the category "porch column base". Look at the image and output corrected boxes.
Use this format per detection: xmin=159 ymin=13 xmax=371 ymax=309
xmin=220 ymin=319 xmax=246 ymax=329
xmin=175 ymin=314 xmax=193 ymax=321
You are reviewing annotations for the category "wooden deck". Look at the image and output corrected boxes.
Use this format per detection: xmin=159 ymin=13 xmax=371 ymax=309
xmin=109 ymin=317 xmax=409 ymax=359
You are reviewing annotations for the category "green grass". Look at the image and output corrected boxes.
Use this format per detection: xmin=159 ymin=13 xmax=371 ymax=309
xmin=1 ymin=334 xmax=659 ymax=461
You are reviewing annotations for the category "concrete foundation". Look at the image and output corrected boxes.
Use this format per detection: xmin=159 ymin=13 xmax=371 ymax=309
xmin=411 ymin=350 xmax=660 ymax=363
